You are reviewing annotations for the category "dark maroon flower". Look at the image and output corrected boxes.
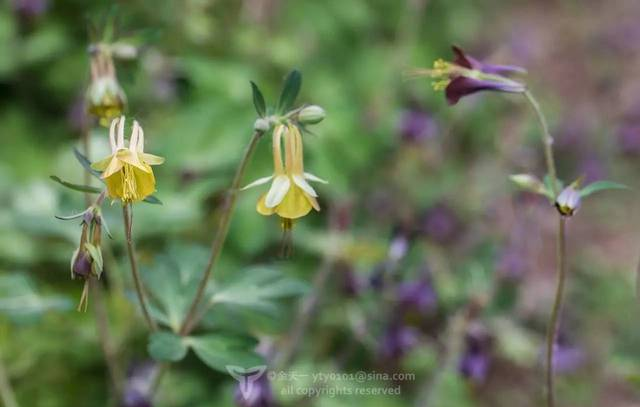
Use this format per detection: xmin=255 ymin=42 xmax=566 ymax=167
xmin=397 ymin=108 xmax=438 ymax=143
xmin=234 ymin=374 xmax=275 ymax=407
xmin=378 ymin=323 xmax=419 ymax=360
xmin=418 ymin=46 xmax=526 ymax=105
xmin=458 ymin=323 xmax=492 ymax=384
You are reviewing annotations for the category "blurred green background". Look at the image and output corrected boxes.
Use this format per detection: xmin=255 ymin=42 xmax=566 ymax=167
xmin=2 ymin=0 xmax=640 ymax=406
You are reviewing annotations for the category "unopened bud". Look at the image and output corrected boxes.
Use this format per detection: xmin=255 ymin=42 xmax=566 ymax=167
xmin=297 ymin=105 xmax=325 ymax=125
xmin=86 ymin=77 xmax=127 ymax=126
xmin=254 ymin=117 xmax=270 ymax=132
xmin=555 ymin=185 xmax=581 ymax=216
xmin=71 ymin=249 xmax=92 ymax=278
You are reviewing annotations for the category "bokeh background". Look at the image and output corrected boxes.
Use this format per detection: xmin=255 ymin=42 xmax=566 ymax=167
xmin=2 ymin=0 xmax=640 ymax=406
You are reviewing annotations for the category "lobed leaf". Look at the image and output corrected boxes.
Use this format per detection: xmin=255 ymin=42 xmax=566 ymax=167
xmin=189 ymin=334 xmax=263 ymax=372
xmin=148 ymin=331 xmax=188 ymax=362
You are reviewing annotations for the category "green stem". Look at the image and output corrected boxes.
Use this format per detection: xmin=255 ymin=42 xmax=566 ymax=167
xmin=523 ymin=90 xmax=567 ymax=407
xmin=0 ymin=352 xmax=19 ymax=407
xmin=546 ymin=217 xmax=567 ymax=407
xmin=122 ymin=204 xmax=157 ymax=332
xmin=179 ymin=129 xmax=264 ymax=335
xmin=524 ymin=90 xmax=558 ymax=196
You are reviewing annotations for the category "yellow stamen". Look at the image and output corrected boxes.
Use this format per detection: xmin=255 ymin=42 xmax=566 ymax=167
xmin=122 ymin=164 xmax=139 ymax=203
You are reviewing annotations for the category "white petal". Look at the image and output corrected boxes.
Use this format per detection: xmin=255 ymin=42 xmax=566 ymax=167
xmin=109 ymin=118 xmax=117 ymax=153
xmin=304 ymin=172 xmax=328 ymax=184
xmin=241 ymin=175 xmax=273 ymax=190
xmin=293 ymin=174 xmax=318 ymax=197
xmin=137 ymin=122 xmax=145 ymax=152
xmin=116 ymin=116 xmax=125 ymax=149
xmin=265 ymin=175 xmax=290 ymax=208
xmin=129 ymin=121 xmax=139 ymax=152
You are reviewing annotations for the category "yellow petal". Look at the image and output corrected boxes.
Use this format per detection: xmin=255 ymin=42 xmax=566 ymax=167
xmin=306 ymin=193 xmax=321 ymax=212
xmin=132 ymin=164 xmax=156 ymax=201
xmin=275 ymin=185 xmax=312 ymax=219
xmin=117 ymin=150 xmax=150 ymax=173
xmin=91 ymin=154 xmax=115 ymax=171
xmin=141 ymin=153 xmax=165 ymax=165
xmin=104 ymin=171 xmax=124 ymax=200
xmin=101 ymin=156 xmax=124 ymax=178
xmin=256 ymin=193 xmax=276 ymax=216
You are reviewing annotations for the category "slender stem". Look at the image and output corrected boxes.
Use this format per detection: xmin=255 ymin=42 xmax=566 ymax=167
xmin=524 ymin=90 xmax=558 ymax=196
xmin=179 ymin=130 xmax=264 ymax=335
xmin=545 ymin=217 xmax=567 ymax=407
xmin=275 ymin=258 xmax=334 ymax=368
xmin=122 ymin=204 xmax=158 ymax=332
xmin=0 ymin=352 xmax=19 ymax=407
xmin=523 ymin=90 xmax=568 ymax=407
xmin=89 ymin=278 xmax=124 ymax=396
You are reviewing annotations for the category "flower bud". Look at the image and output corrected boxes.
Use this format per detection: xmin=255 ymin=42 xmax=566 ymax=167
xmin=297 ymin=105 xmax=325 ymax=125
xmin=555 ymin=185 xmax=581 ymax=216
xmin=254 ymin=117 xmax=270 ymax=132
xmin=71 ymin=249 xmax=92 ymax=278
xmin=86 ymin=76 xmax=127 ymax=126
xmin=111 ymin=42 xmax=138 ymax=60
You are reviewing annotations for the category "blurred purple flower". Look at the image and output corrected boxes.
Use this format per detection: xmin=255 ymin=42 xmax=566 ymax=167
xmin=388 ymin=233 xmax=410 ymax=263
xmin=579 ymin=154 xmax=605 ymax=184
xmin=337 ymin=262 xmax=363 ymax=297
xmin=418 ymin=202 xmax=461 ymax=245
xmin=496 ymin=248 xmax=527 ymax=280
xmin=121 ymin=362 xmax=157 ymax=407
xmin=397 ymin=108 xmax=438 ymax=143
xmin=617 ymin=124 xmax=640 ymax=155
xmin=234 ymin=374 xmax=275 ymax=407
xmin=11 ymin=0 xmax=48 ymax=18
xmin=369 ymin=263 xmax=386 ymax=291
xmin=379 ymin=323 xmax=419 ymax=360
xmin=458 ymin=323 xmax=492 ymax=384
xmin=396 ymin=276 xmax=437 ymax=314
xmin=552 ymin=341 xmax=585 ymax=374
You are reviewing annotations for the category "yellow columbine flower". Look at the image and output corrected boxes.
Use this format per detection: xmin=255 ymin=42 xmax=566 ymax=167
xmin=91 ymin=116 xmax=164 ymax=203
xmin=243 ymin=123 xmax=327 ymax=228
xmin=86 ymin=49 xmax=127 ymax=126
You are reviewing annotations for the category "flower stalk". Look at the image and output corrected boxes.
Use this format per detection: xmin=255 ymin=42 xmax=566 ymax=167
xmin=122 ymin=204 xmax=157 ymax=332
xmin=178 ymin=129 xmax=265 ymax=335
xmin=523 ymin=90 xmax=564 ymax=407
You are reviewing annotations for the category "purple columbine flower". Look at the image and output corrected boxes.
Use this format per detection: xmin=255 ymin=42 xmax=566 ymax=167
xmin=234 ymin=374 xmax=275 ymax=407
xmin=415 ymin=46 xmax=527 ymax=105
xmin=397 ymin=108 xmax=438 ymax=143
xmin=396 ymin=275 xmax=437 ymax=314
xmin=458 ymin=323 xmax=492 ymax=384
xmin=378 ymin=323 xmax=419 ymax=360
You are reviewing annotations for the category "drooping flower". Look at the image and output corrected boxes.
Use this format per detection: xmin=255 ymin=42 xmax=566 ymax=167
xmin=412 ymin=46 xmax=526 ymax=105
xmin=91 ymin=117 xmax=164 ymax=204
xmin=243 ymin=123 xmax=327 ymax=229
xmin=86 ymin=46 xmax=127 ymax=126
xmin=555 ymin=184 xmax=581 ymax=217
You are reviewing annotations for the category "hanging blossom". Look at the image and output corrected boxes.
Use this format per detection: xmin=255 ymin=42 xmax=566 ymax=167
xmin=86 ymin=45 xmax=127 ymax=126
xmin=242 ymin=123 xmax=327 ymax=230
xmin=91 ymin=116 xmax=164 ymax=204
xmin=411 ymin=46 xmax=527 ymax=105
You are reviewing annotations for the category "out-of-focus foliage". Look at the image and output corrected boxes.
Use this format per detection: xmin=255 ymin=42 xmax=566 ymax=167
xmin=2 ymin=0 xmax=640 ymax=406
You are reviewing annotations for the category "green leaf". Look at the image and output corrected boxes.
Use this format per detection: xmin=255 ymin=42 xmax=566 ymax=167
xmin=250 ymin=81 xmax=266 ymax=117
xmin=209 ymin=267 xmax=307 ymax=314
xmin=73 ymin=148 xmax=103 ymax=180
xmin=143 ymin=195 xmax=163 ymax=205
xmin=142 ymin=244 xmax=209 ymax=331
xmin=579 ymin=180 xmax=629 ymax=198
xmin=277 ymin=69 xmax=302 ymax=114
xmin=543 ymin=175 xmax=563 ymax=201
xmin=148 ymin=331 xmax=188 ymax=362
xmin=50 ymin=176 xmax=102 ymax=194
xmin=189 ymin=334 xmax=263 ymax=372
